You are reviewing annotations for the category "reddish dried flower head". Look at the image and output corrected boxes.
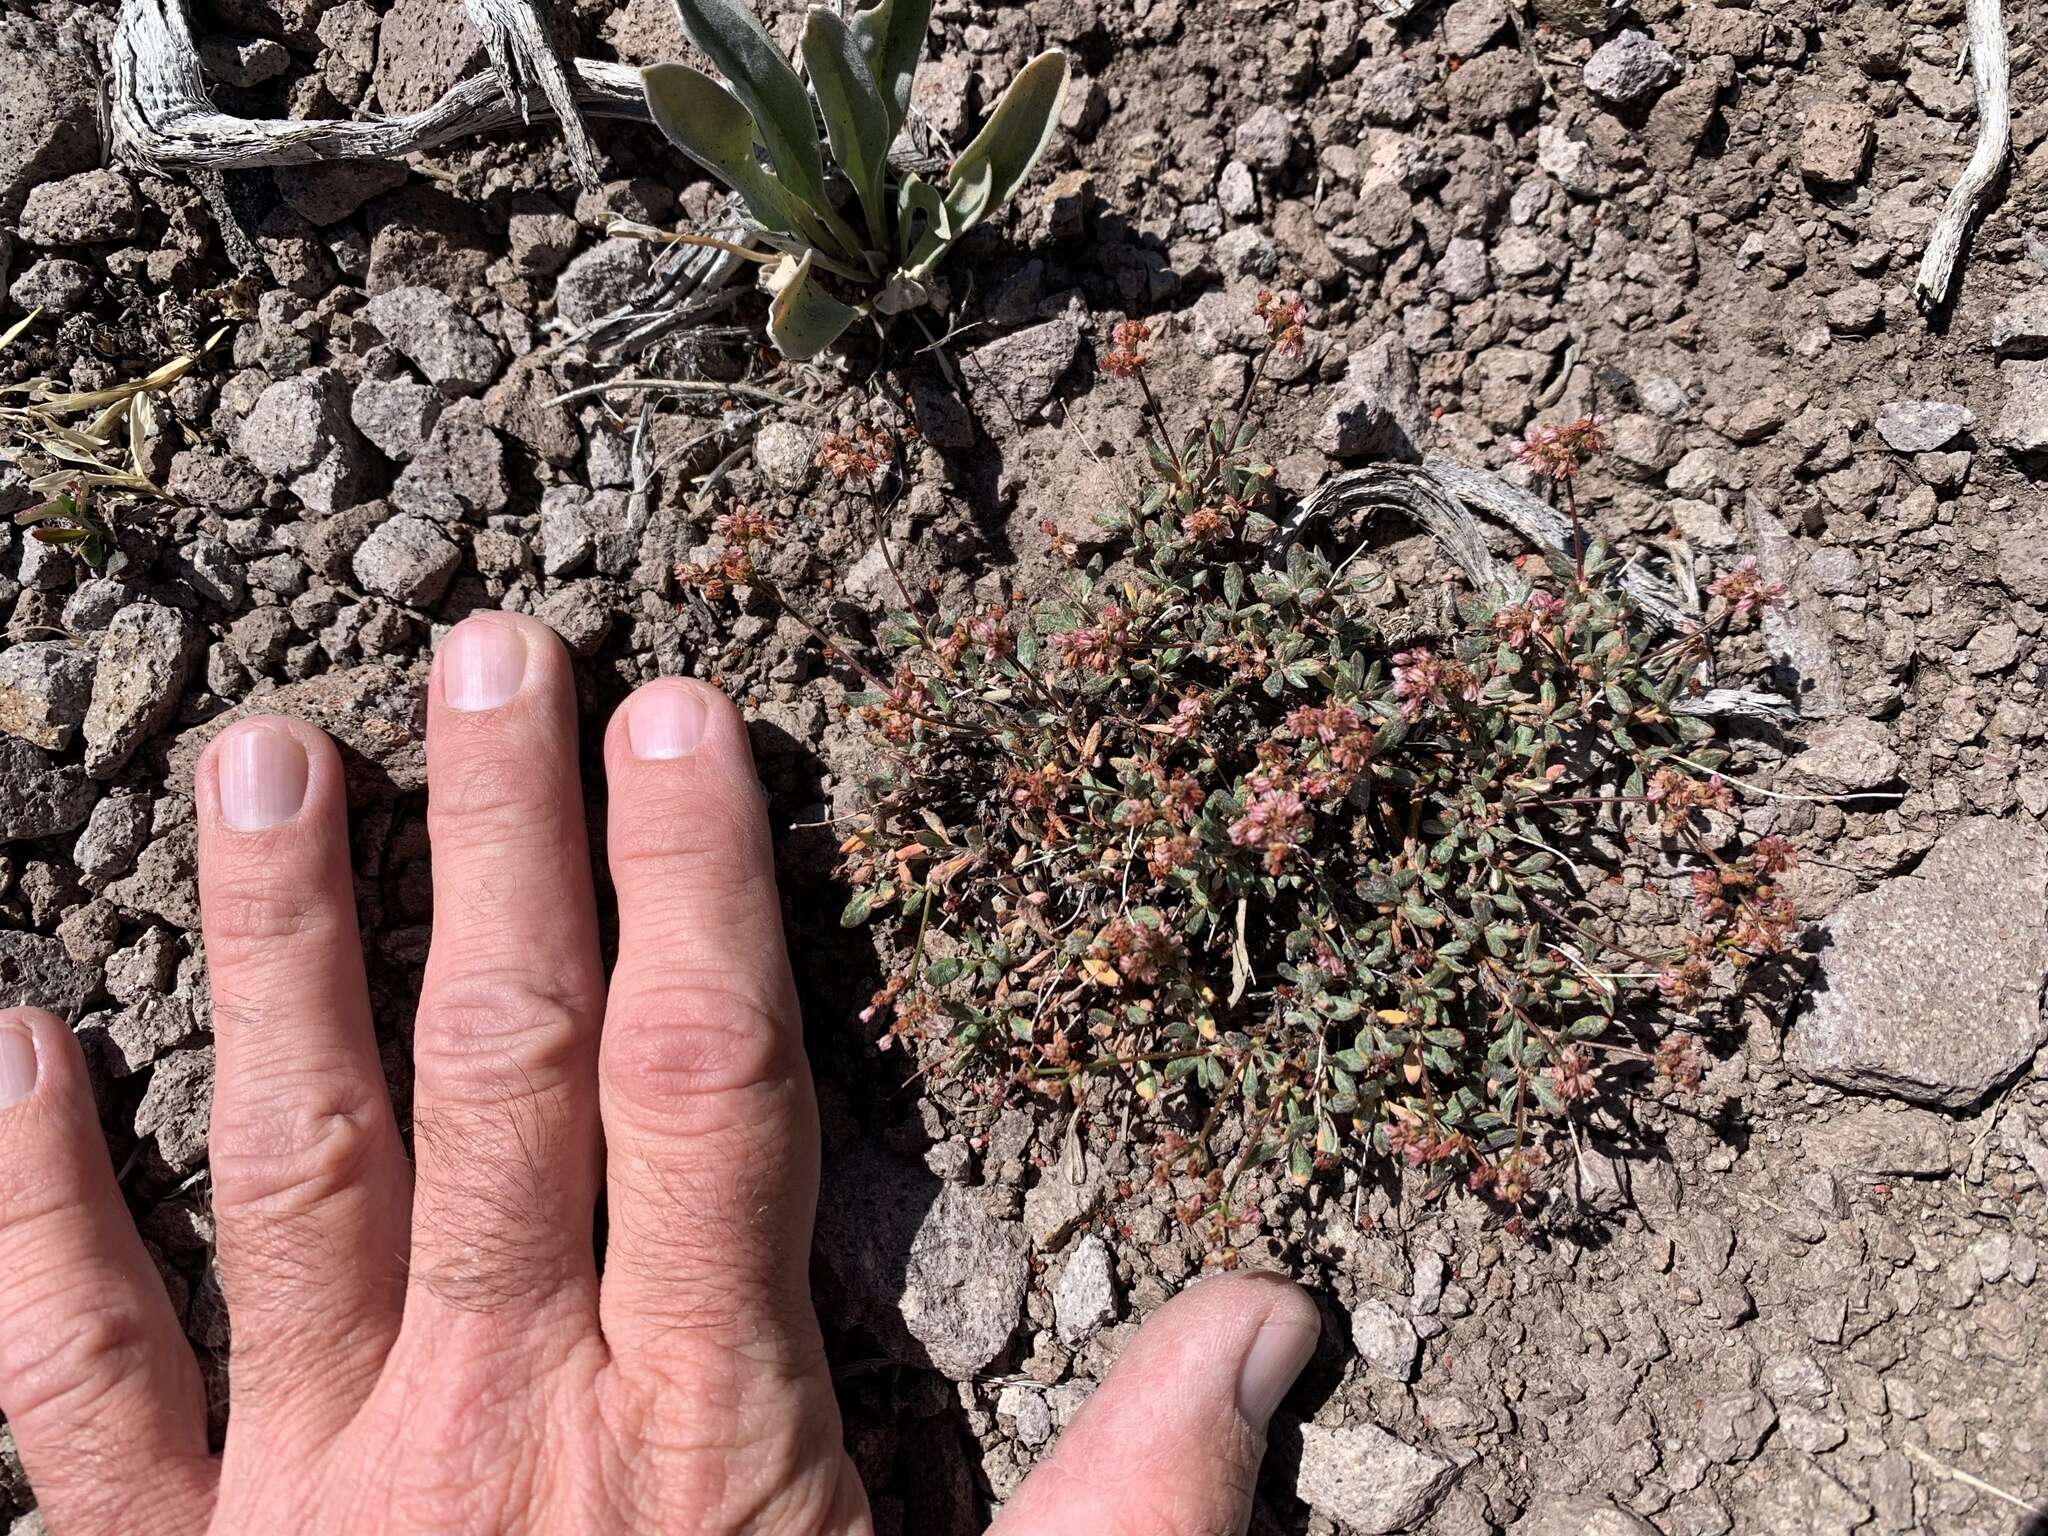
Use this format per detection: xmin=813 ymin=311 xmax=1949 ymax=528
xmin=712 ymin=506 xmax=782 ymax=547
xmin=1252 ymin=289 xmax=1308 ymax=355
xmin=1513 ymin=416 xmax=1608 ymax=482
xmin=1101 ymin=319 xmax=1152 ymax=379
xmin=816 ymin=423 xmax=894 ymax=484
xmin=1706 ymin=556 xmax=1787 ymax=625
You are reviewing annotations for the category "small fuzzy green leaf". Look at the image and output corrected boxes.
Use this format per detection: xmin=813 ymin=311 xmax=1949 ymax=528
xmin=924 ymin=956 xmax=964 ymax=986
xmin=801 ymin=7 xmax=893 ymax=250
xmin=896 ymin=171 xmax=954 ymax=272
xmin=669 ymin=0 xmax=829 ymax=210
xmin=849 ymin=0 xmax=932 ymax=139
xmin=840 ymin=886 xmax=876 ymax=926
xmin=942 ymin=50 xmax=1069 ymax=233
xmin=766 ymin=250 xmax=860 ymax=360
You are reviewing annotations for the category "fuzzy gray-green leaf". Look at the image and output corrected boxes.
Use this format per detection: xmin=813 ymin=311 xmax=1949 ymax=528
xmin=767 ymin=250 xmax=860 ymax=360
xmin=801 ymin=7 xmax=892 ymax=251
xmin=849 ymin=0 xmax=932 ymax=139
xmin=670 ymin=0 xmax=828 ymax=211
xmin=641 ymin=63 xmax=802 ymax=238
xmin=942 ymin=49 xmax=1069 ymax=232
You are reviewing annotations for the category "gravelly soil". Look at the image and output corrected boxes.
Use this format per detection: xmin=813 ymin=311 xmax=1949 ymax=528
xmin=2 ymin=0 xmax=2047 ymax=1531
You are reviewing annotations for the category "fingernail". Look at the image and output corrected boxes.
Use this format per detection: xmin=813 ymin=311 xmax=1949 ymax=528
xmin=627 ymin=683 xmax=709 ymax=759
xmin=217 ymin=724 xmax=309 ymax=832
xmin=1236 ymin=1310 xmax=1318 ymax=1424
xmin=444 ymin=618 xmax=527 ymax=712
xmin=0 ymin=1023 xmax=37 ymax=1108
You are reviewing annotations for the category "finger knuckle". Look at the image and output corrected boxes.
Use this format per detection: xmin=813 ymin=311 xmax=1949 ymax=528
xmin=430 ymin=736 xmax=573 ymax=838
xmin=210 ymin=1082 xmax=389 ymax=1218
xmin=0 ymin=1287 xmax=155 ymax=1430
xmin=416 ymin=966 xmax=598 ymax=1082
xmin=203 ymin=873 xmax=340 ymax=959
xmin=604 ymin=981 xmax=795 ymax=1113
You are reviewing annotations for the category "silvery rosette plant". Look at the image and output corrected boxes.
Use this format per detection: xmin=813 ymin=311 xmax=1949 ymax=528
xmin=643 ymin=0 xmax=1068 ymax=359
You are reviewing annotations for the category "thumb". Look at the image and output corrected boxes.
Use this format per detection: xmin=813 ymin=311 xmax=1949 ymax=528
xmin=990 ymin=1271 xmax=1320 ymax=1536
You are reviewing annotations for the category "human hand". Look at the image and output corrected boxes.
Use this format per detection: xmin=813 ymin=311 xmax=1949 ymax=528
xmin=0 ymin=613 xmax=1319 ymax=1535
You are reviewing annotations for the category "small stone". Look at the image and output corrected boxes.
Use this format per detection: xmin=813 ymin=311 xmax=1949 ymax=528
xmin=17 ymin=169 xmax=141 ymax=246
xmin=82 ymin=604 xmax=202 ymax=780
xmin=9 ymin=257 xmax=95 ymax=313
xmin=1990 ymin=293 xmax=2048 ymax=358
xmin=1442 ymin=0 xmax=1509 ymax=55
xmin=1232 ymin=104 xmax=1296 ymax=171
xmin=73 ymin=792 xmax=151 ymax=883
xmin=1217 ymin=159 xmax=1258 ymax=219
xmin=483 ymin=359 xmax=579 ymax=467
xmin=393 ymin=401 xmax=508 ymax=522
xmin=1292 ymin=1422 xmax=1459 ymax=1534
xmin=77 ymin=995 xmax=198 ymax=1079
xmin=1052 ymin=1234 xmax=1118 ymax=1344
xmin=1787 ymin=717 xmax=1898 ymax=791
xmin=1509 ymin=1496 xmax=1660 ymax=1535
xmin=0 ymin=737 xmax=95 ymax=843
xmin=167 ymin=664 xmax=424 ymax=804
xmin=0 ymin=18 xmax=103 ymax=211
xmin=351 ymin=514 xmax=459 ymax=607
xmin=351 ymin=376 xmax=443 ymax=462
xmin=276 ymin=161 xmax=407 ymax=226
xmin=1022 ymin=1139 xmax=1104 ymax=1248
xmin=134 ymin=1047 xmax=213 ymax=1172
xmin=1993 ymin=361 xmax=2048 ymax=455
xmin=0 ymin=641 xmax=94 ymax=749
xmin=1875 ymin=399 xmax=1972 ymax=453
xmin=1800 ymin=99 xmax=1875 ymax=185
xmin=1350 ymin=1297 xmax=1423 ymax=1381
xmin=0 ymin=930 xmax=98 ymax=1018
xmin=362 ymin=286 xmax=506 ymax=396
xmin=753 ymin=420 xmax=815 ymax=492
xmin=995 ymin=1384 xmax=1053 ymax=1449
xmin=964 ymin=312 xmax=1083 ymax=424
xmin=1785 ymin=818 xmax=2048 ymax=1108
xmin=1697 ymin=1390 xmax=1776 ymax=1463
xmin=1314 ymin=336 xmax=1424 ymax=460
xmin=533 ymin=582 xmax=612 ymax=657
xmin=1583 ymin=31 xmax=1680 ymax=107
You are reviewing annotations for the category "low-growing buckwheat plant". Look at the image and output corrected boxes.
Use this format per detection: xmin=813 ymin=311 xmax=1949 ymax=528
xmin=687 ymin=304 xmax=1796 ymax=1241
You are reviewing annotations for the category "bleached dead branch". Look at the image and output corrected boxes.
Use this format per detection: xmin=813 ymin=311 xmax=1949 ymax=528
xmin=1913 ymin=0 xmax=2011 ymax=312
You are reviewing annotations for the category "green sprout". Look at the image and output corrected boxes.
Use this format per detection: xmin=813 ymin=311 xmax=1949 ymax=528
xmin=642 ymin=0 xmax=1069 ymax=358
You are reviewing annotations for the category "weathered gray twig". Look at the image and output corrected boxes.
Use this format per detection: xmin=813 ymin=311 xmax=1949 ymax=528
xmin=1914 ymin=0 xmax=2010 ymax=312
xmin=111 ymin=0 xmax=650 ymax=171
xmin=463 ymin=0 xmax=602 ymax=188
xmin=1278 ymin=460 xmax=1793 ymax=721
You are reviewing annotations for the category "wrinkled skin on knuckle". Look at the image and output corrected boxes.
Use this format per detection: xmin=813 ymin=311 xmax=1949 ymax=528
xmin=604 ymin=984 xmax=798 ymax=1118
xmin=209 ymin=1079 xmax=388 ymax=1218
xmin=413 ymin=969 xmax=599 ymax=1082
xmin=204 ymin=874 xmax=346 ymax=973
xmin=0 ymin=1286 xmax=157 ymax=1431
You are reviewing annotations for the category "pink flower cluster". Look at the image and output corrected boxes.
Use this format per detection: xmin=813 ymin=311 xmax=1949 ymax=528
xmin=1227 ymin=765 xmax=1311 ymax=875
xmin=1390 ymin=648 xmax=1476 ymax=723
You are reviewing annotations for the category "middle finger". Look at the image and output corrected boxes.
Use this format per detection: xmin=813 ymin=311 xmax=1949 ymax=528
xmin=405 ymin=613 xmax=607 ymax=1335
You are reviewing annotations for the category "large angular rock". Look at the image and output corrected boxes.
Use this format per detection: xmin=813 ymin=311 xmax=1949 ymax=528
xmin=1799 ymin=99 xmax=1874 ymax=186
xmin=553 ymin=238 xmax=655 ymax=327
xmin=370 ymin=0 xmax=484 ymax=113
xmin=0 ymin=641 xmax=94 ymax=749
xmin=966 ymin=312 xmax=1084 ymax=425
xmin=1583 ymin=30 xmax=1679 ymax=106
xmin=135 ymin=1047 xmax=213 ymax=1172
xmin=1051 ymin=1234 xmax=1118 ymax=1344
xmin=1993 ymin=361 xmax=2048 ymax=455
xmin=362 ymin=285 xmax=505 ymax=396
xmin=0 ymin=930 xmax=99 ymax=1018
xmin=82 ymin=605 xmax=203 ymax=780
xmin=393 ymin=400 xmax=508 ymax=521
xmin=1786 ymin=717 xmax=1899 ymax=791
xmin=352 ymin=513 xmax=459 ymax=606
xmin=1292 ymin=1422 xmax=1459 ymax=1534
xmin=813 ymin=1144 xmax=1029 ymax=1380
xmin=0 ymin=18 xmax=101 ymax=212
xmin=167 ymin=664 xmax=424 ymax=802
xmin=1785 ymin=817 xmax=2048 ymax=1109
xmin=0 ymin=737 xmax=95 ymax=843
xmin=17 ymin=169 xmax=141 ymax=246
xmin=238 ymin=368 xmax=375 ymax=514
xmin=1874 ymin=399 xmax=1972 ymax=454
